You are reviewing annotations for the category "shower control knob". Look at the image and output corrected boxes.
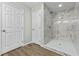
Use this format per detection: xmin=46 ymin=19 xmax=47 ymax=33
xmin=49 ymin=26 xmax=51 ymax=29
xmin=3 ymin=30 xmax=6 ymax=32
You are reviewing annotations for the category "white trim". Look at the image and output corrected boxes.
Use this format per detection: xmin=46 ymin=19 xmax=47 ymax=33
xmin=0 ymin=42 xmax=23 ymax=55
xmin=22 ymin=41 xmax=33 ymax=46
xmin=0 ymin=41 xmax=68 ymax=56
xmin=28 ymin=40 xmax=67 ymax=56
xmin=42 ymin=45 xmax=70 ymax=56
xmin=36 ymin=43 xmax=68 ymax=56
xmin=0 ymin=41 xmax=32 ymax=55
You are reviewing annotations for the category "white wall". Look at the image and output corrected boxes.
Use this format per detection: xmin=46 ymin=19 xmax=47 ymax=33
xmin=24 ymin=7 xmax=32 ymax=43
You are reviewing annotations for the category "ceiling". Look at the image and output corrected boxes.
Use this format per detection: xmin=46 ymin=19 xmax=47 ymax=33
xmin=45 ymin=2 xmax=76 ymax=12
xmin=24 ymin=2 xmax=77 ymax=12
xmin=11 ymin=2 xmax=79 ymax=12
xmin=23 ymin=2 xmax=42 ymax=8
xmin=7 ymin=2 xmax=42 ymax=9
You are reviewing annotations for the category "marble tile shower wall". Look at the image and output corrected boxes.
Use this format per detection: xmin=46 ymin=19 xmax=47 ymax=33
xmin=51 ymin=8 xmax=79 ymax=41
xmin=44 ymin=5 xmax=53 ymax=44
xmin=44 ymin=5 xmax=79 ymax=45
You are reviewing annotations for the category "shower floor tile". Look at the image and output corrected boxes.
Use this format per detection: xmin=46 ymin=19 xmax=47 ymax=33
xmin=45 ymin=39 xmax=77 ymax=56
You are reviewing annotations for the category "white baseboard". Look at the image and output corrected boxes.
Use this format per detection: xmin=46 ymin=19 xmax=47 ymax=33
xmin=0 ymin=42 xmax=23 ymax=55
xmin=22 ymin=41 xmax=33 ymax=46
xmin=31 ymin=40 xmax=44 ymax=45
xmin=27 ymin=41 xmax=66 ymax=56
xmin=30 ymin=41 xmax=66 ymax=56
xmin=0 ymin=41 xmax=69 ymax=56
xmin=43 ymin=46 xmax=64 ymax=56
xmin=41 ymin=45 xmax=70 ymax=56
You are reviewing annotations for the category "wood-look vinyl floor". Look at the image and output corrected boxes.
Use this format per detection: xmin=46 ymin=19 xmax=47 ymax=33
xmin=2 ymin=43 xmax=62 ymax=56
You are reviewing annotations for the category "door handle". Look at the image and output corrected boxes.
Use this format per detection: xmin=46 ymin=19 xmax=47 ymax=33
xmin=3 ymin=30 xmax=6 ymax=32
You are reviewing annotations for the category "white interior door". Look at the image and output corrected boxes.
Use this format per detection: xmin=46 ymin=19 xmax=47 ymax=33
xmin=32 ymin=7 xmax=42 ymax=44
xmin=2 ymin=4 xmax=24 ymax=52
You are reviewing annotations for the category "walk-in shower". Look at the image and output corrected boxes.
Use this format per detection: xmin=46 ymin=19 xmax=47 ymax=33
xmin=44 ymin=2 xmax=79 ymax=56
